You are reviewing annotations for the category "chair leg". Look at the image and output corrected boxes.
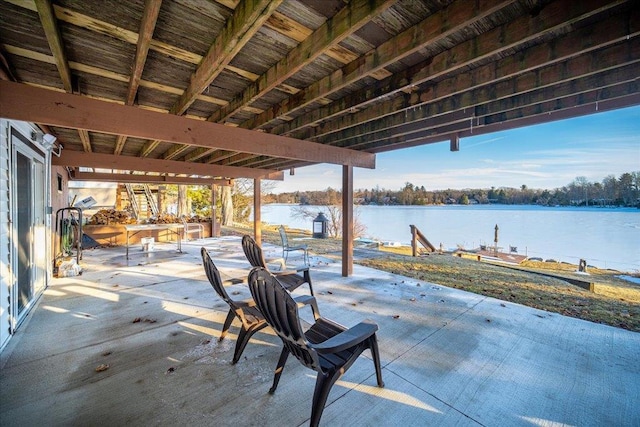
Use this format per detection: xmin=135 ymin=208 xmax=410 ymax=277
xmin=310 ymin=370 xmax=341 ymax=427
xmin=269 ymin=347 xmax=290 ymax=394
xmin=232 ymin=322 xmax=266 ymax=364
xmin=219 ymin=309 xmax=235 ymax=341
xmin=369 ymin=336 xmax=384 ymax=387
xmin=303 ymin=269 xmax=314 ymax=296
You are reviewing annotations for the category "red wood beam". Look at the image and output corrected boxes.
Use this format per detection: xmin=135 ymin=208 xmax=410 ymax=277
xmin=71 ymin=171 xmax=232 ymax=186
xmin=52 ymin=150 xmax=284 ymax=180
xmin=342 ymin=165 xmax=353 ymax=277
xmin=0 ymin=81 xmax=375 ymax=168
xmin=254 ymin=178 xmax=261 ymax=245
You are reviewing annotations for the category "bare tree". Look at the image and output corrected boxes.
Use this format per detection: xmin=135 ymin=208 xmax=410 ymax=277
xmin=177 ymin=185 xmax=188 ymax=216
xmin=221 ymin=185 xmax=233 ymax=225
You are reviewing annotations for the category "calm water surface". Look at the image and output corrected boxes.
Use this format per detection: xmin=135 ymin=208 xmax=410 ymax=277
xmin=260 ymin=204 xmax=640 ymax=272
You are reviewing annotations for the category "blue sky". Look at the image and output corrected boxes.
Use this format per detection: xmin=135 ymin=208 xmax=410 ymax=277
xmin=270 ymin=105 xmax=640 ymax=193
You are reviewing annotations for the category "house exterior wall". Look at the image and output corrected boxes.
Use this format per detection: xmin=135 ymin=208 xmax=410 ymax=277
xmin=0 ymin=119 xmax=55 ymax=352
xmin=0 ymin=119 xmax=12 ymax=350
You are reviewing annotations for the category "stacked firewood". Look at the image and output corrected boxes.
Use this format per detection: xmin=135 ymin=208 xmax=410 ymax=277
xmin=186 ymin=215 xmax=211 ymax=223
xmin=88 ymin=209 xmax=136 ymax=225
xmin=147 ymin=214 xmax=180 ymax=224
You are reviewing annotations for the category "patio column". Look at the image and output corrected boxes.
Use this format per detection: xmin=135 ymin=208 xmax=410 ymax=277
xmin=254 ymin=178 xmax=261 ymax=245
xmin=342 ymin=165 xmax=353 ymax=277
xmin=210 ymin=183 xmax=218 ymax=237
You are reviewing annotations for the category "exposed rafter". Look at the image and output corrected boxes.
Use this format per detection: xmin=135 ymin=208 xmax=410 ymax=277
xmin=171 ymin=0 xmax=280 ymax=116
xmin=242 ymin=0 xmax=518 ymax=131
xmin=0 ymin=0 xmax=637 ymax=187
xmin=208 ymin=0 xmax=396 ymax=124
xmin=34 ymin=0 xmax=72 ymax=93
xmin=279 ymin=0 xmax=635 ymax=141
xmin=115 ymin=0 xmax=162 ymax=155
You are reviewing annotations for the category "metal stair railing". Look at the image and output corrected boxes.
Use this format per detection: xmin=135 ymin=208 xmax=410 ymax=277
xmin=124 ymin=183 xmax=140 ymax=219
xmin=143 ymin=184 xmax=159 ymax=216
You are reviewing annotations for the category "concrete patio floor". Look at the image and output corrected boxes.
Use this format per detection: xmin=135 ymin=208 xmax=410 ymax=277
xmin=1 ymin=236 xmax=638 ymax=426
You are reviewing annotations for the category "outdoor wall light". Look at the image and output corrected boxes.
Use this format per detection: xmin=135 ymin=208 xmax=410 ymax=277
xmin=41 ymin=133 xmax=57 ymax=150
xmin=32 ymin=132 xmax=63 ymax=157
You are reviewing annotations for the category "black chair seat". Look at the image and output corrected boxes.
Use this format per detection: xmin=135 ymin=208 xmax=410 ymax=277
xmin=279 ymin=225 xmax=309 ymax=265
xmin=248 ymin=267 xmax=383 ymax=427
xmin=201 ymin=247 xmax=268 ymax=364
xmin=242 ymin=234 xmax=313 ymax=295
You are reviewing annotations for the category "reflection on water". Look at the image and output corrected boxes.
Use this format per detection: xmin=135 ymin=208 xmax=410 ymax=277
xmin=260 ymin=204 xmax=640 ymax=272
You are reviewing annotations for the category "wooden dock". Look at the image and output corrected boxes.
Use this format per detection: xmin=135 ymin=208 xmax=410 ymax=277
xmin=457 ymin=248 xmax=529 ymax=265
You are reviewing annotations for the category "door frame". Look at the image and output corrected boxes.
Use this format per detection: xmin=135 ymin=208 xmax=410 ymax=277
xmin=9 ymin=126 xmax=48 ymax=330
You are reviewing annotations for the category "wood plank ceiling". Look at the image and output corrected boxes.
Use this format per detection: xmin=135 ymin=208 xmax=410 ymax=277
xmin=0 ymin=0 xmax=638 ymax=183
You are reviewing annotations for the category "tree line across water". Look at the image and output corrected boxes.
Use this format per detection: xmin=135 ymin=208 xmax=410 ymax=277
xmin=264 ymin=172 xmax=640 ymax=207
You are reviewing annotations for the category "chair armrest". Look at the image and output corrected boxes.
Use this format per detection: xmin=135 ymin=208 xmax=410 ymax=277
xmin=287 ymin=244 xmax=308 ymax=251
xmin=294 ymin=265 xmax=310 ymax=273
xmin=265 ymin=257 xmax=286 ymax=271
xmin=293 ymin=295 xmax=320 ymax=320
xmin=312 ymin=319 xmax=378 ymax=354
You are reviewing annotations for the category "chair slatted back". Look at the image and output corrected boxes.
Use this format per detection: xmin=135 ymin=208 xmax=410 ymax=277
xmin=248 ymin=267 xmax=319 ymax=369
xmin=201 ymin=247 xmax=233 ymax=304
xmin=278 ymin=226 xmax=289 ymax=249
xmin=242 ymin=235 xmax=267 ymax=269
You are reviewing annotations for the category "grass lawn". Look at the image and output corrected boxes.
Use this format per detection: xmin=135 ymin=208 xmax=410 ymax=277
xmin=222 ymin=224 xmax=640 ymax=332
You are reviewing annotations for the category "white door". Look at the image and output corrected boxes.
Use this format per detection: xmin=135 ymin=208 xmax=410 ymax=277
xmin=11 ymin=129 xmax=47 ymax=327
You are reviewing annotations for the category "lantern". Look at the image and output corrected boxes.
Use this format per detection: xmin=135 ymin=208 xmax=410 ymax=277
xmin=312 ymin=212 xmax=328 ymax=238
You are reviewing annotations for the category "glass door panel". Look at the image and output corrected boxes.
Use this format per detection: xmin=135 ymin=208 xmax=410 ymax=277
xmin=16 ymin=150 xmax=32 ymax=315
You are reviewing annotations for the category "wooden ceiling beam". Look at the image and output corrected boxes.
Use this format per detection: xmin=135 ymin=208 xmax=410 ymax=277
xmin=162 ymin=143 xmax=192 ymax=160
xmin=359 ymin=81 xmax=639 ymax=153
xmin=52 ymin=151 xmax=283 ymax=180
xmin=257 ymin=77 xmax=640 ymax=169
xmin=242 ymin=0 xmax=518 ymax=131
xmin=116 ymin=0 xmax=162 ymax=156
xmin=204 ymin=150 xmax=237 ymax=164
xmin=182 ymin=147 xmax=217 ymax=162
xmin=217 ymin=152 xmax=255 ymax=166
xmin=340 ymin=61 xmax=640 ymax=151
xmin=78 ymin=129 xmax=92 ymax=152
xmin=277 ymin=0 xmax=631 ymax=139
xmin=321 ymin=33 xmax=640 ymax=148
xmin=71 ymin=172 xmax=232 ymax=186
xmin=127 ymin=0 xmax=161 ymax=106
xmin=1 ymin=44 xmax=228 ymax=107
xmin=34 ymin=0 xmax=72 ymax=93
xmin=368 ymin=88 xmax=640 ymax=154
xmin=6 ymin=0 xmax=260 ymax=86
xmin=209 ymin=0 xmax=396 ymax=124
xmin=113 ymin=135 xmax=127 ymax=155
xmin=170 ymin=0 xmax=280 ymax=116
xmin=0 ymin=81 xmax=375 ymax=168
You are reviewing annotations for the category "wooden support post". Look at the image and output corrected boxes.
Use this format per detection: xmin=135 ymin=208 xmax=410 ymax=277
xmin=342 ymin=165 xmax=353 ymax=277
xmin=254 ymin=178 xmax=261 ymax=245
xmin=211 ymin=184 xmax=218 ymax=237
xmin=411 ymin=225 xmax=417 ymax=257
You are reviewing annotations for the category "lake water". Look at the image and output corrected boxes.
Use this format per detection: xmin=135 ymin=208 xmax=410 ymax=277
xmin=259 ymin=204 xmax=640 ymax=272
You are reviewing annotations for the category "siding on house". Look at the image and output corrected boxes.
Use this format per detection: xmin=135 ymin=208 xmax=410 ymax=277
xmin=0 ymin=120 xmax=12 ymax=350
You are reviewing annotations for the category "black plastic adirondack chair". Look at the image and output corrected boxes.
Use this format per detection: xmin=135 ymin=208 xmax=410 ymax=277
xmin=248 ymin=267 xmax=384 ymax=427
xmin=278 ymin=225 xmax=309 ymax=265
xmin=241 ymin=234 xmax=314 ymax=296
xmin=200 ymin=247 xmax=267 ymax=364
